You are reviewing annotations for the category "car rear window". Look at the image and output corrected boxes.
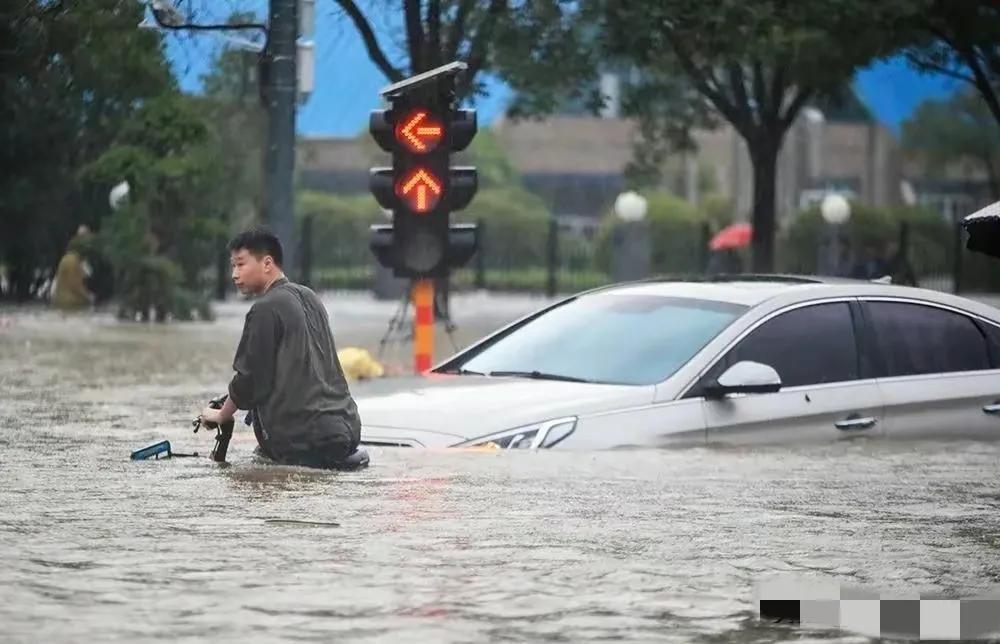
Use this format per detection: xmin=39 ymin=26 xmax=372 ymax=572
xmin=979 ymin=320 xmax=1000 ymax=369
xmin=866 ymin=302 xmax=990 ymax=377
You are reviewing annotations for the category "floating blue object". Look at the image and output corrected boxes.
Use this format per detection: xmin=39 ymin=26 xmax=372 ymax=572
xmin=131 ymin=440 xmax=172 ymax=460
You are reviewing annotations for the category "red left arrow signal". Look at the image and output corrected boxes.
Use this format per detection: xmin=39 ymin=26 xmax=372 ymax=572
xmin=395 ymin=110 xmax=444 ymax=153
xmin=396 ymin=168 xmax=443 ymax=213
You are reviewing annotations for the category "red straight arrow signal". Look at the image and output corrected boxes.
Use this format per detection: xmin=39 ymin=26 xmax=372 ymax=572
xmin=396 ymin=168 xmax=443 ymax=213
xmin=395 ymin=110 xmax=444 ymax=153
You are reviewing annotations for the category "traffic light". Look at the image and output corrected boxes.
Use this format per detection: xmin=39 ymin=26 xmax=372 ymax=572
xmin=368 ymin=62 xmax=479 ymax=278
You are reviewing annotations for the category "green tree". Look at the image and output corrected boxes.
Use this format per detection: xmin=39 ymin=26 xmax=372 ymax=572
xmin=905 ymin=0 xmax=1000 ymax=129
xmin=200 ymin=11 xmax=263 ymax=103
xmin=461 ymin=128 xmax=521 ymax=188
xmin=0 ymin=0 xmax=175 ymax=301
xmin=601 ymin=0 xmax=909 ymax=271
xmin=297 ymin=191 xmax=385 ymax=269
xmin=619 ymin=71 xmax=716 ymax=189
xmin=83 ymin=94 xmax=225 ymax=320
xmin=199 ymin=19 xmax=268 ymax=294
xmin=455 ymin=185 xmax=551 ymax=268
xmin=902 ymin=90 xmax=1000 ymax=200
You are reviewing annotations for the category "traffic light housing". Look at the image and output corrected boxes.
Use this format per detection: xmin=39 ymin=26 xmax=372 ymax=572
xmin=368 ymin=62 xmax=479 ymax=278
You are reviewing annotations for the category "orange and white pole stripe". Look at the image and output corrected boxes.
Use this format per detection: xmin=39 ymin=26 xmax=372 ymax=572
xmin=413 ymin=279 xmax=434 ymax=373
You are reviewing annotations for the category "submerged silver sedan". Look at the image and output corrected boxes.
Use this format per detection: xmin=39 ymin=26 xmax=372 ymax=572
xmin=356 ymin=277 xmax=1000 ymax=449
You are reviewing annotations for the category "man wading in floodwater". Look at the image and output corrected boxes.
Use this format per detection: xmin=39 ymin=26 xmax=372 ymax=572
xmin=198 ymin=227 xmax=364 ymax=468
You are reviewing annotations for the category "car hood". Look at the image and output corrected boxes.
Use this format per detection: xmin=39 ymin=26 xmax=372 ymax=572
xmin=353 ymin=374 xmax=653 ymax=445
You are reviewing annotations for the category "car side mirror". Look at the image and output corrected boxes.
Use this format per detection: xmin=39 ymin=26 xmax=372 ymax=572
xmin=704 ymin=361 xmax=782 ymax=399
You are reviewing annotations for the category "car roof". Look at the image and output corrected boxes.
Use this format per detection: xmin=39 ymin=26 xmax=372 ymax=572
xmin=584 ymin=274 xmax=995 ymax=314
xmin=582 ymin=275 xmax=839 ymax=307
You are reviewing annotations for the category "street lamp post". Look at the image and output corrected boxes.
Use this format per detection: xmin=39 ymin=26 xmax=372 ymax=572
xmin=612 ymin=191 xmax=650 ymax=282
xmin=141 ymin=1 xmax=313 ymax=278
xmin=821 ymin=193 xmax=851 ymax=276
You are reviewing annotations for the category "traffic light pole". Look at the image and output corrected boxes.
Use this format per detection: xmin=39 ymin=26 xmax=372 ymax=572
xmin=263 ymin=0 xmax=298 ymax=275
xmin=412 ymin=279 xmax=435 ymax=372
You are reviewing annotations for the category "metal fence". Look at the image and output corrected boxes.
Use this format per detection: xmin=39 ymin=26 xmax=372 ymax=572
xmin=299 ymin=215 xmax=1000 ymax=298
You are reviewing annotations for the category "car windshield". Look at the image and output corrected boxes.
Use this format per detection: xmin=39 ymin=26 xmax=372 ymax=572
xmin=453 ymin=293 xmax=747 ymax=386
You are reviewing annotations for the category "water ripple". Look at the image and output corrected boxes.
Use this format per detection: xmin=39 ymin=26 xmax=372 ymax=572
xmin=3 ymin=311 xmax=1000 ymax=642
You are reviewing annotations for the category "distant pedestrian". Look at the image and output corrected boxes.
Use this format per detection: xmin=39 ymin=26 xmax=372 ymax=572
xmin=850 ymin=242 xmax=889 ymax=280
xmin=707 ymin=249 xmax=743 ymax=276
xmin=51 ymin=225 xmax=95 ymax=311
xmin=885 ymin=240 xmax=917 ymax=286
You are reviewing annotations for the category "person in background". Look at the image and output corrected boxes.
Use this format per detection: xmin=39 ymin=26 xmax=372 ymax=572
xmin=707 ymin=248 xmax=743 ymax=276
xmin=51 ymin=225 xmax=95 ymax=311
xmin=850 ymin=242 xmax=890 ymax=280
xmin=886 ymin=240 xmax=917 ymax=286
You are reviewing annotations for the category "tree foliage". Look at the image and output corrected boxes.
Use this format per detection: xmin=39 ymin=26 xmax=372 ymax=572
xmin=454 ymin=185 xmax=551 ymax=268
xmin=905 ymin=0 xmax=1000 ymax=129
xmin=199 ymin=27 xmax=267 ymax=232
xmin=0 ymin=0 xmax=175 ymax=301
xmin=600 ymin=0 xmax=911 ymax=271
xmin=779 ymin=202 xmax=953 ymax=282
xmin=297 ymin=191 xmax=385 ymax=269
xmin=902 ymin=90 xmax=1000 ymax=200
xmin=82 ymin=94 xmax=225 ymax=320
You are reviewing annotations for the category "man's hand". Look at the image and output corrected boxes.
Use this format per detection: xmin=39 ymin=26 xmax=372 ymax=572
xmin=200 ymin=406 xmax=231 ymax=426
xmin=199 ymin=395 xmax=238 ymax=427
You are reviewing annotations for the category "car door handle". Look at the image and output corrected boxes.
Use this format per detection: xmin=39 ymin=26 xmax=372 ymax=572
xmin=835 ymin=416 xmax=878 ymax=431
xmin=984 ymin=403 xmax=1000 ymax=415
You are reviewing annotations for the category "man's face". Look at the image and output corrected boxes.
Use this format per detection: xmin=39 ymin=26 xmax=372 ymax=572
xmin=231 ymin=249 xmax=274 ymax=295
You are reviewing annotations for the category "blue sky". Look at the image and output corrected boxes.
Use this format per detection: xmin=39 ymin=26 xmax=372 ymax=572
xmin=165 ymin=5 xmax=959 ymax=138
xmin=164 ymin=1 xmax=511 ymax=138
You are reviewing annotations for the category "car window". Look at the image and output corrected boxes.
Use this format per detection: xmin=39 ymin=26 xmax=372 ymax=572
xmin=455 ymin=293 xmax=746 ymax=386
xmin=866 ymin=302 xmax=990 ymax=377
xmin=983 ymin=322 xmax=1000 ymax=369
xmin=696 ymin=302 xmax=859 ymax=391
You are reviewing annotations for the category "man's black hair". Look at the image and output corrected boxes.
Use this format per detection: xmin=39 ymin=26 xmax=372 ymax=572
xmin=228 ymin=226 xmax=283 ymax=267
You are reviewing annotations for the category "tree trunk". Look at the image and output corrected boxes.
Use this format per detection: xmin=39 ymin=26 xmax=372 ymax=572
xmin=982 ymin=154 xmax=1000 ymax=202
xmin=748 ymin=140 xmax=780 ymax=272
xmin=962 ymin=51 xmax=1000 ymax=133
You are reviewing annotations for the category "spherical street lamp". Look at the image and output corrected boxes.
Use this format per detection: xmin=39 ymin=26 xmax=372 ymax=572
xmin=611 ymin=191 xmax=650 ymax=282
xmin=820 ymin=193 xmax=851 ymax=276
xmin=821 ymin=193 xmax=851 ymax=225
xmin=614 ymin=190 xmax=648 ymax=222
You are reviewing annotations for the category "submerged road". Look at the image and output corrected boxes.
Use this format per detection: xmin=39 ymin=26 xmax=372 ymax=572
xmin=1 ymin=292 xmax=999 ymax=642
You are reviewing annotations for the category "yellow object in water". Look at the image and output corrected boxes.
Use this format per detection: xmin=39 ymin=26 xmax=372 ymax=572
xmin=51 ymin=251 xmax=93 ymax=310
xmin=337 ymin=347 xmax=385 ymax=381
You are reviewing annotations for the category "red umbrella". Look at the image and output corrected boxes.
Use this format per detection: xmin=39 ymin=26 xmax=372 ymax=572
xmin=709 ymin=222 xmax=753 ymax=251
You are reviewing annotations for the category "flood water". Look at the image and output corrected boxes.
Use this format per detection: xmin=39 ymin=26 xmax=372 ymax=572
xmin=2 ymin=304 xmax=1000 ymax=643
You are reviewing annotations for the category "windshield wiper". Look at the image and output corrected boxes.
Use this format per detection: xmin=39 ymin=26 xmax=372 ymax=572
xmin=488 ymin=370 xmax=592 ymax=383
xmin=437 ymin=367 xmax=486 ymax=376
